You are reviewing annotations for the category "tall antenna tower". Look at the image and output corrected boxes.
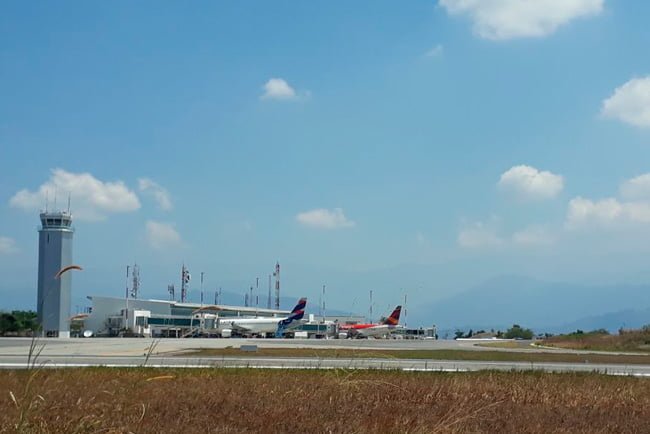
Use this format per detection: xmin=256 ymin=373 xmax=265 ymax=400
xmin=274 ymin=262 xmax=280 ymax=310
xmin=131 ymin=263 xmax=140 ymax=299
xmin=369 ymin=290 xmax=373 ymax=323
xmin=180 ymin=264 xmax=191 ymax=303
xmin=267 ymin=275 xmax=272 ymax=309
xmin=168 ymin=284 xmax=175 ymax=301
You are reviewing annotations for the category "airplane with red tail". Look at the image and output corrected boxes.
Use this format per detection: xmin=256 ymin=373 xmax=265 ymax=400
xmin=339 ymin=305 xmax=403 ymax=338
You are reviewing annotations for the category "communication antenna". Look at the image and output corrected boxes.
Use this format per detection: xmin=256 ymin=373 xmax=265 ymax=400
xmin=267 ymin=275 xmax=272 ymax=309
xmin=54 ymin=186 xmax=57 ymax=211
xmin=274 ymin=262 xmax=280 ymax=310
xmin=45 ymin=190 xmax=49 ymax=212
xmin=369 ymin=290 xmax=373 ymax=323
xmin=168 ymin=284 xmax=175 ymax=301
xmin=181 ymin=264 xmax=190 ymax=303
xmin=67 ymin=193 xmax=71 ymax=214
xmin=131 ymin=263 xmax=140 ymax=299
xmin=322 ymin=285 xmax=326 ymax=318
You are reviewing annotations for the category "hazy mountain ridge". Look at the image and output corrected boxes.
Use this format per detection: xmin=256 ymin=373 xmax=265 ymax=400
xmin=409 ymin=275 xmax=650 ymax=332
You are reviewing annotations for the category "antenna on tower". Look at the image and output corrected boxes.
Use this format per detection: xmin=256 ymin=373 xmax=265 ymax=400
xmin=273 ymin=262 xmax=280 ymax=310
xmin=45 ymin=190 xmax=49 ymax=213
xmin=54 ymin=186 xmax=57 ymax=211
xmin=131 ymin=263 xmax=140 ymax=299
xmin=267 ymin=275 xmax=272 ymax=309
xmin=67 ymin=193 xmax=71 ymax=214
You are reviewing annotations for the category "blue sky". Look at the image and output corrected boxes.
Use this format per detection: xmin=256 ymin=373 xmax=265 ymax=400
xmin=2 ymin=1 xmax=650 ymax=318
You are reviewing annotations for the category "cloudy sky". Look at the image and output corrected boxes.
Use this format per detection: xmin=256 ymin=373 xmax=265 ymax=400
xmin=2 ymin=1 xmax=650 ymax=313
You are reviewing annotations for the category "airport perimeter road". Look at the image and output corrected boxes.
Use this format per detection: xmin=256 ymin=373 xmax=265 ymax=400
xmin=1 ymin=353 xmax=650 ymax=377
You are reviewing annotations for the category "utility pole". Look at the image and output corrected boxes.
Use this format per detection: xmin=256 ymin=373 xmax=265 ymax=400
xmin=200 ymin=272 xmax=204 ymax=306
xmin=124 ymin=265 xmax=130 ymax=332
xmin=404 ymin=293 xmax=408 ymax=328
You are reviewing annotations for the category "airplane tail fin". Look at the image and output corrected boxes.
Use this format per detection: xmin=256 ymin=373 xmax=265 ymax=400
xmin=276 ymin=298 xmax=307 ymax=337
xmin=290 ymin=297 xmax=307 ymax=319
xmin=382 ymin=305 xmax=401 ymax=325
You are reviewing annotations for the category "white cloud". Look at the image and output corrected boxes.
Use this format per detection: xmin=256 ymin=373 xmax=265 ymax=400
xmin=145 ymin=221 xmax=183 ymax=250
xmin=566 ymin=197 xmax=650 ymax=228
xmin=424 ymin=44 xmax=444 ymax=58
xmin=261 ymin=78 xmax=298 ymax=100
xmin=0 ymin=236 xmax=17 ymax=254
xmin=601 ymin=77 xmax=650 ymax=128
xmin=458 ymin=222 xmax=504 ymax=248
xmin=138 ymin=178 xmax=172 ymax=211
xmin=499 ymin=165 xmax=564 ymax=200
xmin=296 ymin=208 xmax=355 ymax=229
xmin=9 ymin=169 xmax=140 ymax=221
xmin=439 ymin=0 xmax=604 ymax=40
xmin=512 ymin=225 xmax=555 ymax=246
xmin=620 ymin=173 xmax=650 ymax=200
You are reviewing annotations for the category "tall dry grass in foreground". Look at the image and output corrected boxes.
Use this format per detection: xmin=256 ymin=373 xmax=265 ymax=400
xmin=1 ymin=368 xmax=649 ymax=433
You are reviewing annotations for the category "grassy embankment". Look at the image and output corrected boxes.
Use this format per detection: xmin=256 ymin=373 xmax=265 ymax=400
xmin=2 ymin=368 xmax=650 ymax=433
xmin=541 ymin=328 xmax=650 ymax=352
xmin=181 ymin=347 xmax=650 ymax=364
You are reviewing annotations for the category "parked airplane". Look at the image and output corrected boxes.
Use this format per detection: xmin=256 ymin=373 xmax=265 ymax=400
xmin=339 ymin=305 xmax=403 ymax=338
xmin=216 ymin=298 xmax=307 ymax=337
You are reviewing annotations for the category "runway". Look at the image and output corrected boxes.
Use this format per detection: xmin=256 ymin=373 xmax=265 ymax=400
xmin=1 ymin=337 xmax=649 ymax=376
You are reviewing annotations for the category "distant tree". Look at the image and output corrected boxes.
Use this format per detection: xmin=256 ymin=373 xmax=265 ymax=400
xmin=0 ymin=311 xmax=38 ymax=335
xmin=454 ymin=330 xmax=464 ymax=339
xmin=0 ymin=313 xmax=18 ymax=334
xmin=466 ymin=329 xmax=474 ymax=338
xmin=590 ymin=328 xmax=609 ymax=335
xmin=504 ymin=324 xmax=534 ymax=340
xmin=12 ymin=311 xmax=37 ymax=331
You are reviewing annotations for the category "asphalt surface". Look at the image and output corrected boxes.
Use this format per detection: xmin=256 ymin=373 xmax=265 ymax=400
xmin=1 ymin=337 xmax=649 ymax=376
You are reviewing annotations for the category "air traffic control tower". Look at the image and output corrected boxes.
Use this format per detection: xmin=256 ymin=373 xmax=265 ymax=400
xmin=37 ymin=210 xmax=74 ymax=337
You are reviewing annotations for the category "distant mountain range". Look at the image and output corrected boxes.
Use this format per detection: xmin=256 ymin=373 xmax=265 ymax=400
xmin=409 ymin=275 xmax=650 ymax=333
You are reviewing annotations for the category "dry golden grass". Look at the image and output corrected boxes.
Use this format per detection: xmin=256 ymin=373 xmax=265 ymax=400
xmin=1 ymin=368 xmax=649 ymax=433
xmin=543 ymin=329 xmax=650 ymax=352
